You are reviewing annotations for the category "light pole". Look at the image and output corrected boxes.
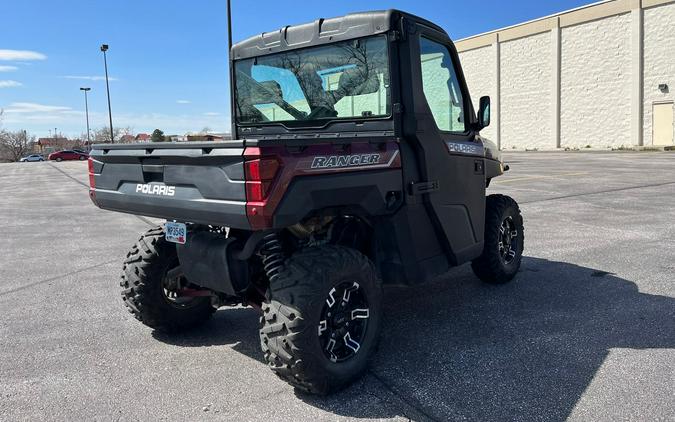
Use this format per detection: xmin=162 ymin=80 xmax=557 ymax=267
xmin=227 ymin=0 xmax=235 ymax=139
xmin=80 ymin=87 xmax=91 ymax=146
xmin=100 ymin=44 xmax=114 ymax=143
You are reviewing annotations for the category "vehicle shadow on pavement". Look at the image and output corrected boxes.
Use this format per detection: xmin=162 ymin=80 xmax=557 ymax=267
xmin=152 ymin=307 xmax=265 ymax=363
xmin=153 ymin=257 xmax=675 ymax=421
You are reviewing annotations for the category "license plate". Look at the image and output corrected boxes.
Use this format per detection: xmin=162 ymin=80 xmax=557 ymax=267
xmin=165 ymin=222 xmax=187 ymax=244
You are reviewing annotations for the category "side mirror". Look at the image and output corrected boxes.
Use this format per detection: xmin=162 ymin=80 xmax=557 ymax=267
xmin=477 ymin=96 xmax=490 ymax=130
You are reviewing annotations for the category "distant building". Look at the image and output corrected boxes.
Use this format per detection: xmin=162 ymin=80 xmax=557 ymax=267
xmin=120 ymin=134 xmax=136 ymax=143
xmin=165 ymin=135 xmax=188 ymax=142
xmin=135 ymin=133 xmax=150 ymax=142
xmin=35 ymin=137 xmax=74 ymax=153
xmin=456 ymin=0 xmax=675 ymax=149
xmin=186 ymin=134 xmax=226 ymax=142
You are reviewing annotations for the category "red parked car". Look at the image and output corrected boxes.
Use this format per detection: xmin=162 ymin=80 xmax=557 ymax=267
xmin=48 ymin=150 xmax=88 ymax=162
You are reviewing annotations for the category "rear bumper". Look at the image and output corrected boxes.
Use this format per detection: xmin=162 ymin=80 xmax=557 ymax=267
xmin=91 ymin=188 xmax=251 ymax=229
xmin=88 ymin=141 xmax=251 ymax=229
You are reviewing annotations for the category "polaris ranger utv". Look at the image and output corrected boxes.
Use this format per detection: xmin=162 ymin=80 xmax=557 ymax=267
xmin=88 ymin=10 xmax=523 ymax=395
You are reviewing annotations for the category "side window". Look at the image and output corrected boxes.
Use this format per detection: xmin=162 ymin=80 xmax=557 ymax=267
xmin=419 ymin=37 xmax=465 ymax=133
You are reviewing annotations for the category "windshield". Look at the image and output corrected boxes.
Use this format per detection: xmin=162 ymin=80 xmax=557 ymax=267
xmin=234 ymin=35 xmax=390 ymax=125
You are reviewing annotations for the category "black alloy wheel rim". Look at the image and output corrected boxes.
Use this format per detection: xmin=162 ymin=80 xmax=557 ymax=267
xmin=318 ymin=281 xmax=370 ymax=363
xmin=499 ymin=216 xmax=519 ymax=265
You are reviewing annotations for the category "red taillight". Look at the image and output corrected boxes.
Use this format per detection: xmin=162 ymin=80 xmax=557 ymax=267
xmin=245 ymin=180 xmax=264 ymax=202
xmin=245 ymin=158 xmax=280 ymax=181
xmin=87 ymin=157 xmax=96 ymax=189
xmin=243 ymin=150 xmax=279 ymax=202
xmin=243 ymin=147 xmax=281 ymax=230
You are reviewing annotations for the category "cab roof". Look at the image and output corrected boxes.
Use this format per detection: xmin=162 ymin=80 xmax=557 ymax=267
xmin=231 ymin=9 xmax=447 ymax=60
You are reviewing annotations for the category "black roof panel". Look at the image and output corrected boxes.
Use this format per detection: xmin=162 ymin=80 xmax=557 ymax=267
xmin=231 ymin=9 xmax=447 ymax=60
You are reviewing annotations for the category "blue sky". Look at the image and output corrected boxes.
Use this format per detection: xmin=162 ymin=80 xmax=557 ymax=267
xmin=0 ymin=0 xmax=591 ymax=138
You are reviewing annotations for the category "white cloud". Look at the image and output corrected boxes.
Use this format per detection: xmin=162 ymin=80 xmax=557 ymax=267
xmin=62 ymin=75 xmax=118 ymax=81
xmin=0 ymin=50 xmax=47 ymax=61
xmin=0 ymin=80 xmax=22 ymax=88
xmin=204 ymin=112 xmax=221 ymax=116
xmin=4 ymin=102 xmax=72 ymax=113
xmin=1 ymin=102 xmax=82 ymax=132
xmin=176 ymin=100 xmax=191 ymax=104
xmin=0 ymin=65 xmax=18 ymax=72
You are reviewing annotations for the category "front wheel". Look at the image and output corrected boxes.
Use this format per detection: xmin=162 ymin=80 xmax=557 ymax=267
xmin=472 ymin=194 xmax=524 ymax=284
xmin=260 ymin=245 xmax=382 ymax=395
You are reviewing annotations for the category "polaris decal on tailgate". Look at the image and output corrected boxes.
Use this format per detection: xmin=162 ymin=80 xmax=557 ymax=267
xmin=311 ymin=154 xmax=381 ymax=169
xmin=136 ymin=183 xmax=176 ymax=196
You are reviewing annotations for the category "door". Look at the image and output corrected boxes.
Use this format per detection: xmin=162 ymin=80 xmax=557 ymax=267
xmin=653 ymin=102 xmax=674 ymax=146
xmin=401 ymin=29 xmax=486 ymax=266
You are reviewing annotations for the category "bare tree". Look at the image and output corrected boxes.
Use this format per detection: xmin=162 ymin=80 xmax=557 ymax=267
xmin=0 ymin=130 xmax=34 ymax=162
xmin=91 ymin=125 xmax=132 ymax=143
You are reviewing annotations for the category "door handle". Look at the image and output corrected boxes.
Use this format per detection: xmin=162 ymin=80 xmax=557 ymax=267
xmin=409 ymin=180 xmax=439 ymax=195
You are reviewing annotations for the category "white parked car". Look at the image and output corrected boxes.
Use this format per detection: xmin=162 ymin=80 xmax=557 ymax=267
xmin=19 ymin=154 xmax=45 ymax=162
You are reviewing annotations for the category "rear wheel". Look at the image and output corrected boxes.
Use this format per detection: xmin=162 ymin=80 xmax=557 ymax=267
xmin=56 ymin=157 xmax=62 ymax=162
xmin=472 ymin=194 xmax=524 ymax=284
xmin=120 ymin=226 xmax=215 ymax=332
xmin=260 ymin=245 xmax=382 ymax=395
xmin=79 ymin=155 xmax=86 ymax=160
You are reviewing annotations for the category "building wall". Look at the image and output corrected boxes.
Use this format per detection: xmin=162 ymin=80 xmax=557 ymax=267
xmin=500 ymin=32 xmax=552 ymax=149
xmin=560 ymin=13 xmax=632 ymax=148
xmin=643 ymin=2 xmax=675 ymax=145
xmin=456 ymin=0 xmax=675 ymax=150
xmin=459 ymin=46 xmax=496 ymax=141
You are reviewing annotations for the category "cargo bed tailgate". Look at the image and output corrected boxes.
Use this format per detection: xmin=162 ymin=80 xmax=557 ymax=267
xmin=89 ymin=141 xmax=251 ymax=229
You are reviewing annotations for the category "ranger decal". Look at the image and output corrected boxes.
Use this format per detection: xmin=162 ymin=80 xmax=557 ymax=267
xmin=311 ymin=154 xmax=381 ymax=169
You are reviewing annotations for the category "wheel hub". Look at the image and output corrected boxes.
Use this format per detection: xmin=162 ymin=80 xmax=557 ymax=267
xmin=318 ymin=281 xmax=369 ymax=363
xmin=162 ymin=265 xmax=200 ymax=308
xmin=498 ymin=216 xmax=518 ymax=265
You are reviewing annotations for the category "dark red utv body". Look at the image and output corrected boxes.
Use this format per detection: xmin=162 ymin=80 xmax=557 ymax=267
xmin=88 ymin=9 xmax=523 ymax=395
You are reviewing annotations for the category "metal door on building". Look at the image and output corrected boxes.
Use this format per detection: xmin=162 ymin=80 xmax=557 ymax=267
xmin=653 ymin=102 xmax=674 ymax=146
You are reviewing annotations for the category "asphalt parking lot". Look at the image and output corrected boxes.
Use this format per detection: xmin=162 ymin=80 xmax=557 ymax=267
xmin=1 ymin=152 xmax=674 ymax=421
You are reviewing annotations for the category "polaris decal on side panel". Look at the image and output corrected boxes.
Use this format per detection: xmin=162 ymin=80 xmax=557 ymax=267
xmin=135 ymin=184 xmax=176 ymax=196
xmin=310 ymin=154 xmax=381 ymax=169
xmin=446 ymin=142 xmax=484 ymax=156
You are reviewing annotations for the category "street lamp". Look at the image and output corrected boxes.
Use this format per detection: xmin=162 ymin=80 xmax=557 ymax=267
xmin=227 ymin=0 xmax=235 ymax=139
xmin=100 ymin=44 xmax=114 ymax=143
xmin=80 ymin=87 xmax=91 ymax=146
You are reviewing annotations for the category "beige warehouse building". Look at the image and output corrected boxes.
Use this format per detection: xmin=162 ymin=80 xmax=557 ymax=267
xmin=456 ymin=0 xmax=675 ymax=150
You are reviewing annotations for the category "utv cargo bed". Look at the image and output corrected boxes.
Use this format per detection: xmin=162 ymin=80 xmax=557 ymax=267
xmin=88 ymin=141 xmax=252 ymax=229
